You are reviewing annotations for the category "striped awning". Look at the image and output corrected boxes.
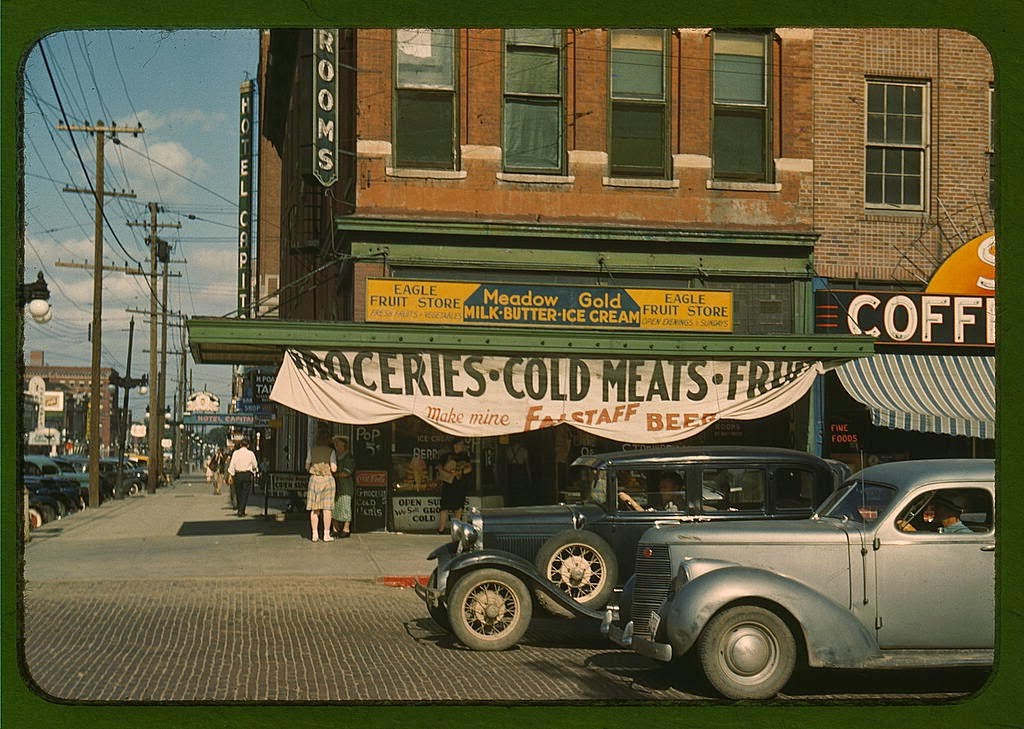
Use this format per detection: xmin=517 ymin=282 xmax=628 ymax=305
xmin=837 ymin=354 xmax=995 ymax=439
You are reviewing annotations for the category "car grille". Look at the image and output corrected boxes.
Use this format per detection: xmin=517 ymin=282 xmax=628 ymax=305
xmin=491 ymin=534 xmax=547 ymax=562
xmin=631 ymin=543 xmax=672 ymax=639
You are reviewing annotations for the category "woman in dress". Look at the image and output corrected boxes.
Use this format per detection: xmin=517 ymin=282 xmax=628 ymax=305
xmin=305 ymin=428 xmax=337 ymax=542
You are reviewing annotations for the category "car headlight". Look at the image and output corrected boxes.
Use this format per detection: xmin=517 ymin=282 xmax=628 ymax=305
xmin=450 ymin=518 xmax=480 ymax=553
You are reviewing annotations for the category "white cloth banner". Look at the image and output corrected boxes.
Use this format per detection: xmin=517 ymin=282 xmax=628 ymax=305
xmin=271 ymin=349 xmax=828 ymax=444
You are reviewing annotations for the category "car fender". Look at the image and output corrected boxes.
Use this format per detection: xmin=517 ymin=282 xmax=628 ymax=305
xmin=439 ymin=548 xmax=605 ymax=621
xmin=662 ymin=565 xmax=880 ymax=668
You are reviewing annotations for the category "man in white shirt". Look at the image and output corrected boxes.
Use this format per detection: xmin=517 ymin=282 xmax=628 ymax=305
xmin=227 ymin=439 xmax=259 ymax=517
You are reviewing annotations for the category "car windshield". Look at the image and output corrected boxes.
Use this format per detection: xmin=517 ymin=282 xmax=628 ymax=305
xmin=565 ymin=465 xmax=608 ymax=506
xmin=818 ymin=479 xmax=898 ymax=524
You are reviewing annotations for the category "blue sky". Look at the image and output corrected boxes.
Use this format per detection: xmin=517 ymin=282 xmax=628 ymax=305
xmin=21 ymin=29 xmax=259 ymax=418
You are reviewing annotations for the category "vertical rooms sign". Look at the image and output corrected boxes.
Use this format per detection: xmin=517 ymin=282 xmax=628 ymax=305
xmin=312 ymin=29 xmax=339 ymax=186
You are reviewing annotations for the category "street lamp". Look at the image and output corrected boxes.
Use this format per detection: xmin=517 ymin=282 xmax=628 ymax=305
xmin=109 ymin=371 xmax=149 ymax=484
xmin=20 ymin=271 xmax=52 ymax=324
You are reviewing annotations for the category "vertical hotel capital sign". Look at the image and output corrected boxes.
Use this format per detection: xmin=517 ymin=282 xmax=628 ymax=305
xmin=238 ymin=80 xmax=254 ymax=318
xmin=313 ymin=29 xmax=339 ymax=186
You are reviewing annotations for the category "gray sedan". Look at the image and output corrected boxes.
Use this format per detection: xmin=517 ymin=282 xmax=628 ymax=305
xmin=605 ymin=458 xmax=995 ymax=699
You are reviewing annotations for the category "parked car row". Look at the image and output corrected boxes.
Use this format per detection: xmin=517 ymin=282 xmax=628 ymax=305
xmin=22 ymin=454 xmax=151 ymax=530
xmin=415 ymin=448 xmax=995 ymax=700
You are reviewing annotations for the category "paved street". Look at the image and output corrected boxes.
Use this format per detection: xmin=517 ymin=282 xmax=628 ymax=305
xmin=19 ymin=473 xmax=991 ymax=704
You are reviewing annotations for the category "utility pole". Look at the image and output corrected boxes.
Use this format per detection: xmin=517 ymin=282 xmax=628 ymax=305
xmin=59 ymin=120 xmax=142 ymax=509
xmin=128 ymin=203 xmax=180 ymax=493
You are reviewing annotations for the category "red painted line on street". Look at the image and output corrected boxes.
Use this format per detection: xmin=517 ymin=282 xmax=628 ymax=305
xmin=376 ymin=576 xmax=429 ymax=588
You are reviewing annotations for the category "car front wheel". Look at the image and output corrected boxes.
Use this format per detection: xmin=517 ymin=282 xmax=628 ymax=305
xmin=448 ymin=568 xmax=532 ymax=651
xmin=697 ymin=605 xmax=797 ymax=700
xmin=533 ymin=530 xmax=618 ymax=616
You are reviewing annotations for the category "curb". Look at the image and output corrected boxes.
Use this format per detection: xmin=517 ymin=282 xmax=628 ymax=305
xmin=376 ymin=576 xmax=429 ymax=588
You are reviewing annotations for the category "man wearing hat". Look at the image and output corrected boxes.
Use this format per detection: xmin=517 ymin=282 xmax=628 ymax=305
xmin=899 ymin=492 xmax=972 ymax=534
xmin=331 ymin=435 xmax=355 ymax=538
xmin=927 ymin=494 xmax=973 ymax=535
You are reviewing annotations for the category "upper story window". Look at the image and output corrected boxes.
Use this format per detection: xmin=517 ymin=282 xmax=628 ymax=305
xmin=865 ymin=79 xmax=928 ymax=210
xmin=712 ymin=30 xmax=771 ymax=182
xmin=503 ymin=29 xmax=565 ymax=174
xmin=609 ymin=29 xmax=669 ymax=179
xmin=394 ymin=29 xmax=457 ymax=169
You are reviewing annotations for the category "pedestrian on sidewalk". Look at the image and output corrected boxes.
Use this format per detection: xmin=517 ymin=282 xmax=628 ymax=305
xmin=331 ymin=435 xmax=354 ymax=538
xmin=436 ymin=438 xmax=472 ymax=534
xmin=306 ymin=427 xmax=337 ymax=542
xmin=227 ymin=439 xmax=258 ymax=517
xmin=208 ymin=449 xmax=225 ymax=495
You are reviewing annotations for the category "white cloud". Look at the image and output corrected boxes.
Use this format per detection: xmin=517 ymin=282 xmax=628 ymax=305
xmin=115 ymin=139 xmax=211 ymax=204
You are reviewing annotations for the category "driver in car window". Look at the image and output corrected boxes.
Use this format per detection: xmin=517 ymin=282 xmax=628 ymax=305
xmin=619 ymin=472 xmax=682 ymax=512
xmin=898 ymin=494 xmax=972 ymax=535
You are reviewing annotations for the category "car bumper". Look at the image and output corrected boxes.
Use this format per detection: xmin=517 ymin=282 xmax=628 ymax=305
xmin=413 ymin=579 xmax=440 ymax=605
xmin=414 ymin=543 xmax=456 ymax=607
xmin=602 ymin=607 xmax=673 ymax=663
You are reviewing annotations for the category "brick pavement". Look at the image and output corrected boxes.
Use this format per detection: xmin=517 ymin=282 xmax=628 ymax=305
xmin=22 ymin=577 xmax=661 ymax=702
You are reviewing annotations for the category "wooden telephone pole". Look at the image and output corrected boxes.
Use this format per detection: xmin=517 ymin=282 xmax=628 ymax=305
xmin=128 ymin=204 xmax=180 ymax=493
xmin=59 ymin=121 xmax=142 ymax=509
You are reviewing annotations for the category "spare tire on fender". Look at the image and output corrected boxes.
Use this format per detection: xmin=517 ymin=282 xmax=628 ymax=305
xmin=533 ymin=529 xmax=618 ymax=617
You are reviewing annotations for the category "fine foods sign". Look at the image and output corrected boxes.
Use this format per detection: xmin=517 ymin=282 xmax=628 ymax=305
xmin=366 ymin=279 xmax=733 ymax=332
xmin=271 ymin=349 xmax=824 ymax=443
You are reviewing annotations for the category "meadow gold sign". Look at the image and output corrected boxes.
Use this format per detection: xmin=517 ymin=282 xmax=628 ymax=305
xmin=365 ymin=279 xmax=733 ymax=332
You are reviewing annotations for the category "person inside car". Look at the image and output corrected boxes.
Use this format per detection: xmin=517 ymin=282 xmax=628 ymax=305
xmin=618 ymin=472 xmax=683 ymax=512
xmin=897 ymin=494 xmax=972 ymax=534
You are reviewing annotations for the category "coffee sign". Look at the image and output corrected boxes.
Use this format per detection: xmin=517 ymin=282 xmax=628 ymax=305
xmin=816 ymin=290 xmax=994 ymax=349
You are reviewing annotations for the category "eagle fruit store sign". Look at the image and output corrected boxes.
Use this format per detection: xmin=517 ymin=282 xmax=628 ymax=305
xmin=271 ymin=349 xmax=826 ymax=444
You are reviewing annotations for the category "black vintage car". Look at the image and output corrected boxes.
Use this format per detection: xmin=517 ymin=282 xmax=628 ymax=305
xmin=416 ymin=446 xmax=843 ymax=650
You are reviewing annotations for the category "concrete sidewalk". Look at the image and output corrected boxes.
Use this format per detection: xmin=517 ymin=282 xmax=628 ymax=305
xmin=23 ymin=472 xmax=448 ymax=585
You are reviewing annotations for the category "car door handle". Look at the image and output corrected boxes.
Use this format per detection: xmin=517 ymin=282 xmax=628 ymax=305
xmin=980 ymin=545 xmax=995 ymax=552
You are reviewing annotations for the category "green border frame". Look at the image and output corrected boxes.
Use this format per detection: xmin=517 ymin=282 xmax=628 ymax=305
xmin=3 ymin=3 xmax=1019 ymax=728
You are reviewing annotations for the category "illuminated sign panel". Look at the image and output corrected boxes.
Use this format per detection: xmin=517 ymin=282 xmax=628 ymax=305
xmin=237 ymin=80 xmax=254 ymax=318
xmin=366 ymin=279 xmax=733 ymax=332
xmin=312 ymin=29 xmax=339 ymax=186
xmin=815 ymin=290 xmax=994 ymax=349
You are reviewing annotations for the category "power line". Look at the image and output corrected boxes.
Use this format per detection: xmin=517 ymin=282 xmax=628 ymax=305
xmin=40 ymin=42 xmax=144 ymax=268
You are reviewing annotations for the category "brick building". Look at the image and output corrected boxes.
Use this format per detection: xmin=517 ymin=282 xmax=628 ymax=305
xmin=188 ymin=26 xmax=994 ymax=526
xmin=22 ymin=350 xmax=118 ymax=456
xmin=810 ymin=29 xmax=995 ymax=467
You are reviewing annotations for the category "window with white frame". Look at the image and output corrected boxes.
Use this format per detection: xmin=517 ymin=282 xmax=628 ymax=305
xmin=712 ymin=31 xmax=771 ymax=182
xmin=865 ymin=80 xmax=928 ymax=209
xmin=394 ymin=29 xmax=457 ymax=169
xmin=503 ymin=29 xmax=564 ymax=173
xmin=609 ymin=29 xmax=668 ymax=179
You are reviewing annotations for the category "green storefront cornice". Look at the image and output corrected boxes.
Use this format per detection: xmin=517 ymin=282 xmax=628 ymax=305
xmin=187 ymin=317 xmax=873 ymax=366
xmin=349 ymin=242 xmax=813 ymax=278
xmin=336 ymin=217 xmax=817 ymax=248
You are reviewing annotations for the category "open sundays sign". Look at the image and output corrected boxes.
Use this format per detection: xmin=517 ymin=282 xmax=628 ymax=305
xmin=271 ymin=349 xmax=826 ymax=443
